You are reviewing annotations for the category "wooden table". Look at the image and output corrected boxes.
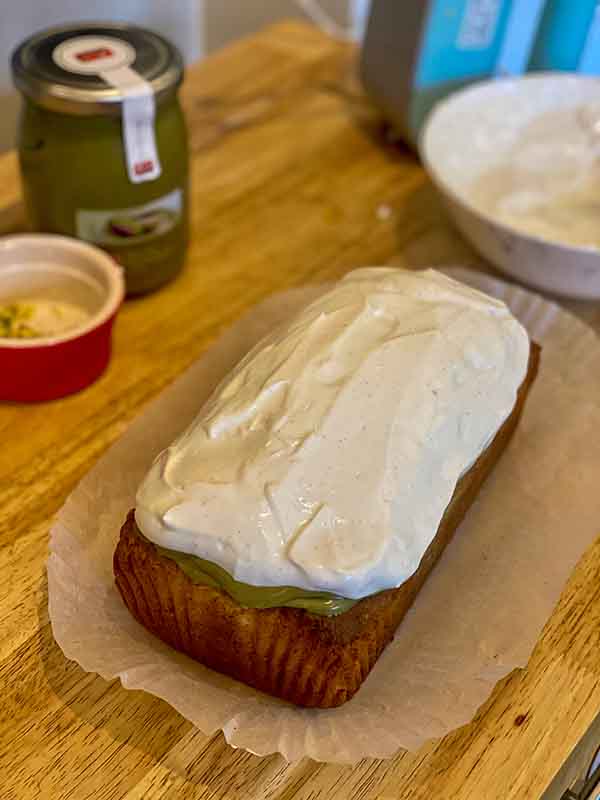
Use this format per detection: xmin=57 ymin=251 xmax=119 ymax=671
xmin=1 ymin=22 xmax=599 ymax=800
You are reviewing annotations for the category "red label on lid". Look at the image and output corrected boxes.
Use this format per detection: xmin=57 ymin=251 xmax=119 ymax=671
xmin=76 ymin=47 xmax=114 ymax=62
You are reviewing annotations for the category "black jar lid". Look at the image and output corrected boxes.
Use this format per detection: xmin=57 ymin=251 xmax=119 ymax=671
xmin=12 ymin=22 xmax=184 ymax=116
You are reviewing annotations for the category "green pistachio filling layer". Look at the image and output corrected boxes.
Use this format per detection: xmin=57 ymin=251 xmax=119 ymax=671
xmin=143 ymin=532 xmax=358 ymax=617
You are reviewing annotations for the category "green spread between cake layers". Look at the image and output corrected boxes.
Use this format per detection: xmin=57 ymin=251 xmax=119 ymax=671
xmin=142 ymin=532 xmax=358 ymax=617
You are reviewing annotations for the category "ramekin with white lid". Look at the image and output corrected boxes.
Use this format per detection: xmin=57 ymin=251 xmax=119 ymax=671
xmin=0 ymin=234 xmax=124 ymax=402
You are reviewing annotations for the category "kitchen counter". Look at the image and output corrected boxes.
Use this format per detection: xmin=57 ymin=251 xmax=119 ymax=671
xmin=0 ymin=21 xmax=598 ymax=800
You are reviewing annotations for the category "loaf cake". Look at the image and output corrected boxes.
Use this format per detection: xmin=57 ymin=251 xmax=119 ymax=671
xmin=114 ymin=268 xmax=539 ymax=707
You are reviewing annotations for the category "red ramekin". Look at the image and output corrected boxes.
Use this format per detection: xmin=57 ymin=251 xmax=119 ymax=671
xmin=0 ymin=234 xmax=125 ymax=402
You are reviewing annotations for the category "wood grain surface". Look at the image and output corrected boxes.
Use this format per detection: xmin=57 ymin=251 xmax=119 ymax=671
xmin=1 ymin=21 xmax=599 ymax=800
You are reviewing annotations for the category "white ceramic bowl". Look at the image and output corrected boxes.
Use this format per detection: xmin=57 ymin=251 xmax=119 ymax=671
xmin=420 ymin=73 xmax=600 ymax=300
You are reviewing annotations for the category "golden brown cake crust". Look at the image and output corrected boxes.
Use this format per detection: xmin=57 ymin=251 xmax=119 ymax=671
xmin=114 ymin=344 xmax=540 ymax=708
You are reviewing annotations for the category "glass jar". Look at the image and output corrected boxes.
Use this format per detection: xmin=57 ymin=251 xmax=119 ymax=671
xmin=12 ymin=23 xmax=189 ymax=295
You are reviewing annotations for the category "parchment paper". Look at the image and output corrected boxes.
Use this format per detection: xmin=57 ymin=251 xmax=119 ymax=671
xmin=47 ymin=268 xmax=600 ymax=763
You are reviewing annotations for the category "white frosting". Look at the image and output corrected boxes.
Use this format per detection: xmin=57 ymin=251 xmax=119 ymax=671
xmin=468 ymin=106 xmax=600 ymax=249
xmin=136 ymin=268 xmax=530 ymax=599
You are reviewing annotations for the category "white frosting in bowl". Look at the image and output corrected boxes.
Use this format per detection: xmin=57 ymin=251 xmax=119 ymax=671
xmin=468 ymin=105 xmax=600 ymax=250
xmin=136 ymin=268 xmax=530 ymax=599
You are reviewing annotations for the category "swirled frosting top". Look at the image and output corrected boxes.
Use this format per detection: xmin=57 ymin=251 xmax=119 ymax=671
xmin=136 ymin=268 xmax=530 ymax=600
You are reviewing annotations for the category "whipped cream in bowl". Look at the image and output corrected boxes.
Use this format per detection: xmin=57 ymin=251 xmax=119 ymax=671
xmin=421 ymin=74 xmax=600 ymax=299
xmin=136 ymin=268 xmax=530 ymax=601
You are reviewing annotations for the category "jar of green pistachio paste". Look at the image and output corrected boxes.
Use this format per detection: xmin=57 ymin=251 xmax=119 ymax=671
xmin=12 ymin=23 xmax=189 ymax=295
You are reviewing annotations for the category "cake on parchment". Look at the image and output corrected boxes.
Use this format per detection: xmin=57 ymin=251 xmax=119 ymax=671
xmin=114 ymin=268 xmax=539 ymax=707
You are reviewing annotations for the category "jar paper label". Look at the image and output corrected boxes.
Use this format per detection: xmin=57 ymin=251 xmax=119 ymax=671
xmin=76 ymin=189 xmax=182 ymax=245
xmin=53 ymin=35 xmax=162 ymax=184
